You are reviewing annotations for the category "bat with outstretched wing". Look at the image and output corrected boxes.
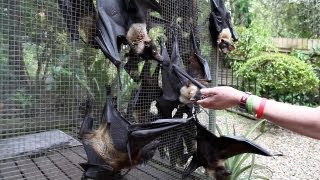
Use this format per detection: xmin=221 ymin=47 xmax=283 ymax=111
xmin=79 ymin=86 xmax=193 ymax=179
xmin=183 ymin=119 xmax=276 ymax=180
xmin=209 ymin=0 xmax=238 ymax=54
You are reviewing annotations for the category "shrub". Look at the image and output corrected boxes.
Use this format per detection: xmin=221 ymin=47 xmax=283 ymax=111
xmin=235 ymin=53 xmax=319 ymax=96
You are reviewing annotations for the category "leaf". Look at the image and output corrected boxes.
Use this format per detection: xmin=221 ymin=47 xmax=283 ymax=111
xmin=245 ymin=119 xmax=266 ymax=137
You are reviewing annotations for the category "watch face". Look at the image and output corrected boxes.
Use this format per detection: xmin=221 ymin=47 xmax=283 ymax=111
xmin=239 ymin=93 xmax=250 ymax=111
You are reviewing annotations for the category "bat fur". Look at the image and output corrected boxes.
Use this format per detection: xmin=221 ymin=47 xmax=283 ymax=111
xmin=179 ymin=83 xmax=200 ymax=104
xmin=127 ymin=23 xmax=151 ymax=54
xmin=127 ymin=23 xmax=161 ymax=61
xmin=217 ymin=28 xmax=235 ymax=53
xmin=83 ymin=122 xmax=158 ymax=171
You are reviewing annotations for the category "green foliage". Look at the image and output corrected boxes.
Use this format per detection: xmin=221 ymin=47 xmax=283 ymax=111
xmin=216 ymin=119 xmax=269 ymax=180
xmin=10 ymin=91 xmax=33 ymax=112
xmin=228 ymin=22 xmax=274 ymax=60
xmin=232 ymin=0 xmax=253 ymax=27
xmin=235 ymin=53 xmax=319 ymax=96
xmin=265 ymin=0 xmax=320 ymax=38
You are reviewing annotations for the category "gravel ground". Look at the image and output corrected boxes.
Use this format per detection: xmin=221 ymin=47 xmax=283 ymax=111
xmin=214 ymin=110 xmax=320 ymax=180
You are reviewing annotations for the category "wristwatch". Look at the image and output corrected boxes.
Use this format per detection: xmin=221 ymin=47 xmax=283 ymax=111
xmin=239 ymin=92 xmax=251 ymax=112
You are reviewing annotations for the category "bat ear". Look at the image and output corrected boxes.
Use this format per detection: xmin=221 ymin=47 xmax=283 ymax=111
xmin=210 ymin=0 xmax=219 ymax=9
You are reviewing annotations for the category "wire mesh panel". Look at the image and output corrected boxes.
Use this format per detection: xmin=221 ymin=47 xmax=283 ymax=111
xmin=0 ymin=0 xmax=217 ymax=179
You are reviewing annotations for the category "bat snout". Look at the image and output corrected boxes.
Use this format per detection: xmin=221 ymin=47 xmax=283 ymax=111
xmin=189 ymin=90 xmax=202 ymax=102
xmin=218 ymin=39 xmax=235 ymax=54
xmin=141 ymin=41 xmax=163 ymax=62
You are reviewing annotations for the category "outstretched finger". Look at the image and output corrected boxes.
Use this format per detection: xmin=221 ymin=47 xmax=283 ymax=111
xmin=197 ymin=97 xmax=214 ymax=108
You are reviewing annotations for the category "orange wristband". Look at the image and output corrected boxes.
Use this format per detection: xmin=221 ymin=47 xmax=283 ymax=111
xmin=256 ymin=98 xmax=267 ymax=119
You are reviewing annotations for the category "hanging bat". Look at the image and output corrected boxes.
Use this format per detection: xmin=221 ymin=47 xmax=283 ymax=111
xmin=79 ymin=86 xmax=192 ymax=179
xmin=183 ymin=119 xmax=274 ymax=180
xmin=188 ymin=27 xmax=212 ymax=83
xmin=209 ymin=0 xmax=238 ymax=54
xmin=95 ymin=0 xmax=163 ymax=69
xmin=155 ymin=29 xmax=205 ymax=120
xmin=58 ymin=0 xmax=97 ymax=45
xmin=78 ymin=98 xmax=117 ymax=179
xmin=170 ymin=28 xmax=207 ymax=104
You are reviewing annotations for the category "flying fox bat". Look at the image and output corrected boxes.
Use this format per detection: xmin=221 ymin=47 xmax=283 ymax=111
xmin=183 ymin=119 xmax=274 ymax=180
xmin=79 ymin=86 xmax=192 ymax=179
xmin=96 ymin=0 xmax=163 ymax=69
xmin=158 ymin=29 xmax=206 ymax=107
xmin=209 ymin=0 xmax=238 ymax=54
xmin=188 ymin=28 xmax=212 ymax=84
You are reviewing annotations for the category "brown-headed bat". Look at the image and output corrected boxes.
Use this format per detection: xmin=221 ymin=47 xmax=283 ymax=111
xmin=209 ymin=0 xmax=238 ymax=54
xmin=79 ymin=86 xmax=193 ymax=179
xmin=96 ymin=0 xmax=163 ymax=68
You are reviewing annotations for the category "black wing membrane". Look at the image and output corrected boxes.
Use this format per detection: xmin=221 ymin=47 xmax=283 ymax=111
xmin=183 ymin=119 xmax=273 ymax=179
xmin=209 ymin=0 xmax=238 ymax=53
xmin=158 ymin=38 xmax=180 ymax=102
xmin=96 ymin=0 xmax=127 ymax=67
xmin=189 ymin=28 xmax=212 ymax=82
xmin=218 ymin=135 xmax=272 ymax=158
xmin=79 ymin=98 xmax=94 ymax=139
xmin=209 ymin=0 xmax=228 ymax=42
xmin=156 ymin=27 xmax=206 ymax=118
xmin=105 ymin=91 xmax=132 ymax=152
xmin=81 ymin=85 xmax=194 ymax=177
xmin=79 ymin=98 xmax=115 ymax=179
xmin=96 ymin=0 xmax=163 ymax=68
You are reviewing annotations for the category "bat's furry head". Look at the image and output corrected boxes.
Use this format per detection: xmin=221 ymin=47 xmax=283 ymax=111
xmin=84 ymin=122 xmax=160 ymax=171
xmin=126 ymin=23 xmax=162 ymax=62
xmin=217 ymin=28 xmax=235 ymax=54
xmin=179 ymin=83 xmax=201 ymax=104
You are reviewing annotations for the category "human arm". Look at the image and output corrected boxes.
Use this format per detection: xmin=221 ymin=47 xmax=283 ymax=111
xmin=197 ymin=86 xmax=320 ymax=140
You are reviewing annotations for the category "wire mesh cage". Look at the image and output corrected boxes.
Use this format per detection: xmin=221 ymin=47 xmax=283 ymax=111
xmin=0 ymin=0 xmax=218 ymax=179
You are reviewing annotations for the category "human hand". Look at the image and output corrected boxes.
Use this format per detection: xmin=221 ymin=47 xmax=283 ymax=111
xmin=197 ymin=86 xmax=245 ymax=110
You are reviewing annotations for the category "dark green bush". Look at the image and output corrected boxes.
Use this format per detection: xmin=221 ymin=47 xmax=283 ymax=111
xmin=235 ymin=53 xmax=319 ymax=96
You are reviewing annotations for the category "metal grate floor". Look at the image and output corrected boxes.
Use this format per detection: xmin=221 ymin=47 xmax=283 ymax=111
xmin=0 ymin=146 xmax=203 ymax=180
